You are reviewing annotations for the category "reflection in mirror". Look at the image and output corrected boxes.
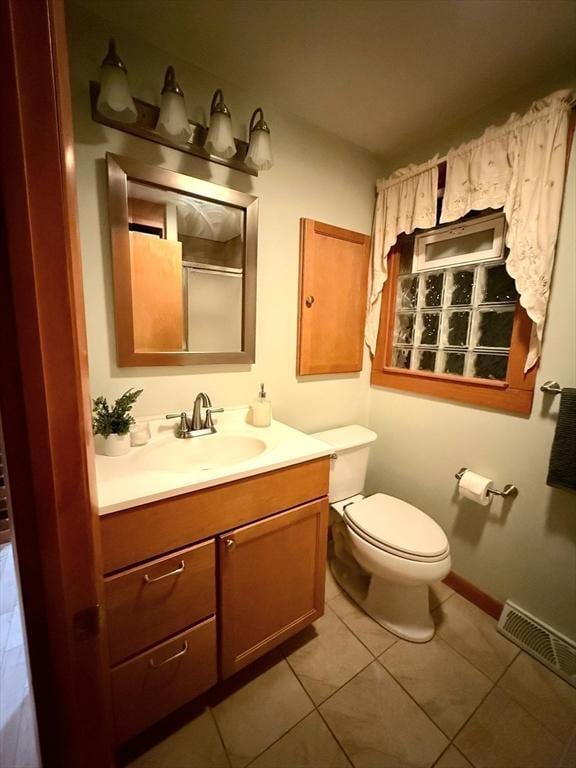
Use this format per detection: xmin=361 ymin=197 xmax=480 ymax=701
xmin=106 ymin=154 xmax=257 ymax=366
xmin=127 ymin=182 xmax=244 ymax=353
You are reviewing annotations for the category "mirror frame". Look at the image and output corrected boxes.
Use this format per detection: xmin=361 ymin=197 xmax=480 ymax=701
xmin=106 ymin=152 xmax=258 ymax=366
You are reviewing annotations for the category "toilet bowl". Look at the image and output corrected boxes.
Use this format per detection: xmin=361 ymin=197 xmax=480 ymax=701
xmin=313 ymin=426 xmax=450 ymax=643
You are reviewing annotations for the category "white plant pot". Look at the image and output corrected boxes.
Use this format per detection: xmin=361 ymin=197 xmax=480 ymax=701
xmin=103 ymin=433 xmax=131 ymax=457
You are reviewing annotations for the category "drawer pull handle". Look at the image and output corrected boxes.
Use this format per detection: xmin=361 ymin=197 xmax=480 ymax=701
xmin=148 ymin=641 xmax=188 ymax=669
xmin=144 ymin=560 xmax=185 ymax=584
xmin=225 ymin=537 xmax=236 ymax=551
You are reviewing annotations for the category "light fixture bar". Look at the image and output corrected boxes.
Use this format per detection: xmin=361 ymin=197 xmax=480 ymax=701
xmin=89 ymin=81 xmax=258 ymax=177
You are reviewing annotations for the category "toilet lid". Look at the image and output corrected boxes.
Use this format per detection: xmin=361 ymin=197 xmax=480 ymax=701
xmin=343 ymin=493 xmax=449 ymax=560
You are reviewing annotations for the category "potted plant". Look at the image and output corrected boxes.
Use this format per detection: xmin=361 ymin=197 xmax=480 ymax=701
xmin=92 ymin=388 xmax=143 ymax=456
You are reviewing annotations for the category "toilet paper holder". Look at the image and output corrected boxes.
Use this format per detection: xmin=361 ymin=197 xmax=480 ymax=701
xmin=455 ymin=468 xmax=518 ymax=498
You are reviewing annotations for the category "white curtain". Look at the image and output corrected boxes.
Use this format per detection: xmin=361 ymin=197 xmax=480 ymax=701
xmin=441 ymin=90 xmax=573 ymax=370
xmin=366 ymin=158 xmax=438 ymax=352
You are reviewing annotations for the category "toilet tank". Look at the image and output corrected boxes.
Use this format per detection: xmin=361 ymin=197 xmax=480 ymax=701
xmin=311 ymin=425 xmax=377 ymax=502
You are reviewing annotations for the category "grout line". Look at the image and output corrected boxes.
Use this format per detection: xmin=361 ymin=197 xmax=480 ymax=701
xmin=326 ymin=595 xmax=399 ymax=660
xmin=374 ymin=652 xmax=459 ymax=742
xmin=315 ymin=705 xmax=355 ymax=767
xmin=207 ymin=707 xmax=233 ymax=768
xmin=241 ymin=708 xmax=314 ymax=768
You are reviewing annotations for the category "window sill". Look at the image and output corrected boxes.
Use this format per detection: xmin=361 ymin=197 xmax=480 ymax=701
xmin=371 ymin=366 xmax=533 ymax=414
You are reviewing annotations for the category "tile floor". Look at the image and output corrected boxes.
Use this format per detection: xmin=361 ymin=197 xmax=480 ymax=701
xmin=0 ymin=543 xmax=40 ymax=768
xmin=126 ymin=568 xmax=576 ymax=768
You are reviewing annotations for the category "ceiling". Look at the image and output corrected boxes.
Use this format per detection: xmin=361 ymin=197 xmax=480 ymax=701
xmin=74 ymin=0 xmax=576 ymax=160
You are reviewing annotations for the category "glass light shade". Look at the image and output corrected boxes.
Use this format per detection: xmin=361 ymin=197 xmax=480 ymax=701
xmin=245 ymin=128 xmax=273 ymax=171
xmin=97 ymin=64 xmax=137 ymax=123
xmin=157 ymin=90 xmax=192 ymax=142
xmin=205 ymin=111 xmax=236 ymax=159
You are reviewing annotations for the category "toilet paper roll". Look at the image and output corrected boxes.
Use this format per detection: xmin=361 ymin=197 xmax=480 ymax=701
xmin=458 ymin=470 xmax=493 ymax=506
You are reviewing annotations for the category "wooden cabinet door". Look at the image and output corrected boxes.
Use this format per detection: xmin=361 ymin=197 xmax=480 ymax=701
xmin=298 ymin=219 xmax=370 ymax=375
xmin=219 ymin=499 xmax=328 ymax=678
xmin=129 ymin=231 xmax=183 ymax=352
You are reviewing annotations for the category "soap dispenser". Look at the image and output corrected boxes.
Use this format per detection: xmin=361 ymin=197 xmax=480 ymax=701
xmin=251 ymin=383 xmax=271 ymax=427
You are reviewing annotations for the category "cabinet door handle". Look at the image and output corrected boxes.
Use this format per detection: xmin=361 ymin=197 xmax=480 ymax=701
xmin=305 ymin=295 xmax=315 ymax=308
xmin=148 ymin=641 xmax=188 ymax=669
xmin=224 ymin=537 xmax=236 ymax=551
xmin=143 ymin=560 xmax=185 ymax=583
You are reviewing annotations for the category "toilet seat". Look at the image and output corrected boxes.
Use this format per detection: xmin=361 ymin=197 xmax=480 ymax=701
xmin=343 ymin=493 xmax=449 ymax=563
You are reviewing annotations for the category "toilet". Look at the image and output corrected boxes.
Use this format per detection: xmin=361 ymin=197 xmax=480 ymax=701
xmin=312 ymin=425 xmax=451 ymax=642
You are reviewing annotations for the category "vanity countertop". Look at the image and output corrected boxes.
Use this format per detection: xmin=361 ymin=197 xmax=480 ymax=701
xmin=94 ymin=408 xmax=332 ymax=515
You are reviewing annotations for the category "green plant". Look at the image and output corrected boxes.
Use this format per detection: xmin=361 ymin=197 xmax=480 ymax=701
xmin=92 ymin=388 xmax=143 ymax=438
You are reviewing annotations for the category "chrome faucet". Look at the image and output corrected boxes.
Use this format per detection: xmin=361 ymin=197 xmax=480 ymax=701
xmin=166 ymin=392 xmax=224 ymax=438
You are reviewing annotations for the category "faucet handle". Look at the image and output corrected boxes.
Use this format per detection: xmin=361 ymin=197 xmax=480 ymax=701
xmin=165 ymin=412 xmax=190 ymax=436
xmin=203 ymin=407 xmax=224 ymax=430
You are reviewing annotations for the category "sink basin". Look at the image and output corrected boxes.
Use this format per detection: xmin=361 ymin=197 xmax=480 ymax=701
xmin=130 ymin=433 xmax=268 ymax=474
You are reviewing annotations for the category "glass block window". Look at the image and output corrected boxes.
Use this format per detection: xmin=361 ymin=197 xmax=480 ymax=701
xmin=390 ymin=260 xmax=518 ymax=380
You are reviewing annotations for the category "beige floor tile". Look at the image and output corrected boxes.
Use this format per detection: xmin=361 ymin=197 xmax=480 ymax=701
xmin=325 ymin=564 xmax=342 ymax=601
xmin=434 ymin=594 xmax=518 ymax=682
xmin=499 ymin=652 xmax=576 ymax=744
xmin=283 ymin=605 xmax=373 ymax=705
xmin=455 ymin=686 xmax=563 ymax=768
xmin=328 ymin=592 xmax=396 ymax=656
xmin=249 ymin=711 xmax=350 ymax=768
xmin=319 ymin=661 xmax=448 ymax=768
xmin=211 ymin=656 xmax=313 ymax=768
xmin=433 ymin=745 xmax=473 ymax=768
xmin=429 ymin=581 xmax=454 ymax=611
xmin=380 ymin=636 xmax=492 ymax=737
xmin=127 ymin=708 xmax=229 ymax=768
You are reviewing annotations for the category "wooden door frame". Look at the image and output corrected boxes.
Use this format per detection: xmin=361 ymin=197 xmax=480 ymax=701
xmin=0 ymin=0 xmax=113 ymax=766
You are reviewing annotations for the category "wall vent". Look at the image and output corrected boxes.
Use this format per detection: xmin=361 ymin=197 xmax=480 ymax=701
xmin=498 ymin=601 xmax=576 ymax=688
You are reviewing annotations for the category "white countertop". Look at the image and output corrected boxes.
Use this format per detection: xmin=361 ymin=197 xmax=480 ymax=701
xmin=95 ymin=407 xmax=332 ymax=515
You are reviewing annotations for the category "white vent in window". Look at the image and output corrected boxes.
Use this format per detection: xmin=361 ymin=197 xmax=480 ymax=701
xmin=498 ymin=601 xmax=576 ymax=688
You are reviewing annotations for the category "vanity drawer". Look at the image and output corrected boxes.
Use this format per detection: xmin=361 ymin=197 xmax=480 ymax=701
xmin=104 ymin=540 xmax=215 ymax=665
xmin=111 ymin=617 xmax=217 ymax=744
xmin=101 ymin=457 xmax=329 ymax=573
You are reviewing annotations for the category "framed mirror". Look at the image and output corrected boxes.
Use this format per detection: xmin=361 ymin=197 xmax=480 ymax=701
xmin=106 ymin=153 xmax=257 ymax=366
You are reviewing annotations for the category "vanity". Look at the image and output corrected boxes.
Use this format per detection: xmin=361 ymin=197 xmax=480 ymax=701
xmin=96 ymin=409 xmax=331 ymax=744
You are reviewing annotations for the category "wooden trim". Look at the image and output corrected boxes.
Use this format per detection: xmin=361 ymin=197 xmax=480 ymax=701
xmin=313 ymin=220 xmax=368 ymax=244
xmin=106 ymin=153 xmax=258 ymax=366
xmin=0 ymin=1 xmax=113 ymax=765
xmin=371 ymin=248 xmax=536 ymax=415
xmin=444 ymin=572 xmax=504 ymax=621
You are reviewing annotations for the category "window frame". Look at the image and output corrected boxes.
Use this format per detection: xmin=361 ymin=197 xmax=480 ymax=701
xmin=371 ymin=246 xmax=536 ymax=415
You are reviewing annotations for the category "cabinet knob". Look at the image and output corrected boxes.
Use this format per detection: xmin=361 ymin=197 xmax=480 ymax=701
xmin=225 ymin=537 xmax=236 ymax=551
xmin=305 ymin=295 xmax=315 ymax=308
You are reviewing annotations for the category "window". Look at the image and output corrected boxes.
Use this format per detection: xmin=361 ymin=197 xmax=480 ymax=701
xmin=371 ymin=213 xmax=536 ymax=415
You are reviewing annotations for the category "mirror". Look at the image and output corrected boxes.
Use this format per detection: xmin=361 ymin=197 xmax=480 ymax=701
xmin=106 ymin=153 xmax=257 ymax=366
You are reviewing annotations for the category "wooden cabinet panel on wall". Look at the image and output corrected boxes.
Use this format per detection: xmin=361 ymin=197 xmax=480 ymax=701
xmin=298 ymin=219 xmax=370 ymax=375
xmin=219 ymin=498 xmax=328 ymax=678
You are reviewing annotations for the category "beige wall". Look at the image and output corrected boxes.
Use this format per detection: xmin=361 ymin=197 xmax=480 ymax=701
xmin=367 ymin=132 xmax=576 ymax=641
xmin=68 ymin=3 xmax=575 ymax=640
xmin=67 ymin=3 xmax=382 ymax=431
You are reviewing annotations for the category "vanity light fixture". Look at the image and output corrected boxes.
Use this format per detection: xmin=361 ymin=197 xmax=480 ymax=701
xmin=245 ymin=108 xmax=273 ymax=171
xmin=91 ymin=53 xmax=273 ymax=175
xmin=96 ymin=39 xmax=137 ymax=124
xmin=156 ymin=66 xmax=192 ymax=142
xmin=204 ymin=89 xmax=236 ymax=159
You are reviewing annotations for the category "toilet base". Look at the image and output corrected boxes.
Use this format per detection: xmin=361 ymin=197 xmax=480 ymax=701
xmin=331 ymin=562 xmax=435 ymax=643
xmin=362 ymin=575 xmax=434 ymax=642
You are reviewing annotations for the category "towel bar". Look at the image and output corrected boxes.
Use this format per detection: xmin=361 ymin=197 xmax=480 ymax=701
xmin=455 ymin=467 xmax=518 ymax=498
xmin=541 ymin=380 xmax=562 ymax=395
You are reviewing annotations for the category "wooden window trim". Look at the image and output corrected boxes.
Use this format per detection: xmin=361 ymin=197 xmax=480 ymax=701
xmin=370 ymin=248 xmax=537 ymax=415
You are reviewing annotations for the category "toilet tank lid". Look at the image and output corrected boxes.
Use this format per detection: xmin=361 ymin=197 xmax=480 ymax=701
xmin=311 ymin=425 xmax=377 ymax=451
